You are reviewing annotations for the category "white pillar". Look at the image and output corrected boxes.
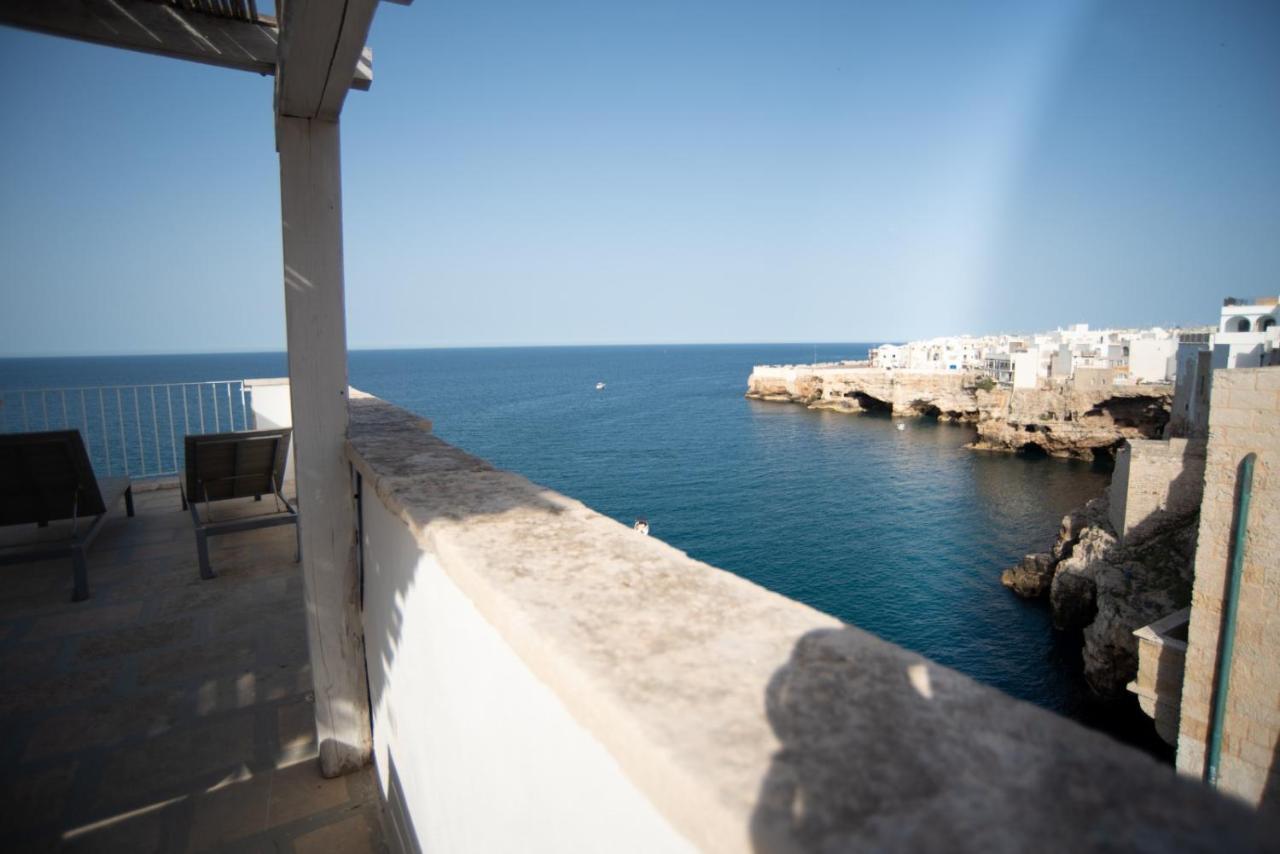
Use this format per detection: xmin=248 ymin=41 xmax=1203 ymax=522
xmin=277 ymin=115 xmax=371 ymax=777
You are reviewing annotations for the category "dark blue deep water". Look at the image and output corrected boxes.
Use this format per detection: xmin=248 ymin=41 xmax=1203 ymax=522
xmin=0 ymin=345 xmax=1169 ymax=756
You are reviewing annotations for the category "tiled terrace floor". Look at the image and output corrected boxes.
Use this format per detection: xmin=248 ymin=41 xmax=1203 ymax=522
xmin=0 ymin=487 xmax=385 ymax=853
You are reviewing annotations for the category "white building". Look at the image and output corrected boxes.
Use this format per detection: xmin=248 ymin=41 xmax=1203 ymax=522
xmin=1214 ymin=296 xmax=1279 ymax=369
xmin=1128 ymin=335 xmax=1178 ymax=383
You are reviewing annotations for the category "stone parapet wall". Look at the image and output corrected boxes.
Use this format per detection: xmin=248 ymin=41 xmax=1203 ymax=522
xmin=1176 ymin=367 xmax=1280 ymax=807
xmin=344 ymin=391 xmax=1272 ymax=852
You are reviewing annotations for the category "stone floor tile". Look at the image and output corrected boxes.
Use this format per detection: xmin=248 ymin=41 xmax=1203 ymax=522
xmin=290 ymin=809 xmax=381 ymax=854
xmin=138 ymin=637 xmax=258 ymax=687
xmin=276 ymin=700 xmax=318 ymax=760
xmin=186 ymin=773 xmax=272 ymax=852
xmin=0 ymin=489 xmax=383 ymax=852
xmin=0 ymin=640 xmax=61 ymax=681
xmin=76 ymin=617 xmax=196 ymax=661
xmin=266 ymin=762 xmax=352 ymax=829
xmin=0 ymin=665 xmax=120 ymax=716
xmin=24 ymin=603 xmax=144 ymax=642
xmin=23 ymin=690 xmax=187 ymax=761
xmin=0 ymin=759 xmax=78 ymax=833
xmin=60 ymin=801 xmax=171 ymax=854
xmin=93 ymin=714 xmax=257 ymax=813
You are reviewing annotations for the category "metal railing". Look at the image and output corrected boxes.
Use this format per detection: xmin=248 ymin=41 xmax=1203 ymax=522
xmin=0 ymin=381 xmax=256 ymax=479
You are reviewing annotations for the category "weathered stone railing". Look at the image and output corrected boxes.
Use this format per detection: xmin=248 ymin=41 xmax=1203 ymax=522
xmin=341 ymin=391 xmax=1272 ymax=852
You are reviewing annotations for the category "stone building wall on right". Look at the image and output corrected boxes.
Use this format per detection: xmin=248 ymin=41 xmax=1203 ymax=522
xmin=1176 ymin=367 xmax=1280 ymax=807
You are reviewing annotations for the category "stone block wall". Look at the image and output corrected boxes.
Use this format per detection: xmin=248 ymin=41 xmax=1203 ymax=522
xmin=1108 ymin=438 xmax=1207 ymax=544
xmin=1176 ymin=367 xmax=1280 ymax=807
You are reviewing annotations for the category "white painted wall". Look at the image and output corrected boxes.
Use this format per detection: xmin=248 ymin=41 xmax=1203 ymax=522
xmin=359 ymin=488 xmax=696 ymax=854
xmin=1012 ymin=351 xmax=1039 ymax=389
xmin=1129 ymin=338 xmax=1176 ymax=383
xmin=244 ymin=379 xmax=296 ymax=490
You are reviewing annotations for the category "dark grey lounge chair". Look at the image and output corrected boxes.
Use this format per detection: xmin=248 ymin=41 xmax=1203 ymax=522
xmin=0 ymin=430 xmax=134 ymax=601
xmin=180 ymin=428 xmax=298 ymax=580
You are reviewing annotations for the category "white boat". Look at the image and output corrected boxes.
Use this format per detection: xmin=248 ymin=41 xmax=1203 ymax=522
xmin=896 ymin=423 xmax=906 ymax=431
xmin=596 ymin=382 xmax=606 ymax=390
xmin=633 ymin=518 xmax=650 ymax=535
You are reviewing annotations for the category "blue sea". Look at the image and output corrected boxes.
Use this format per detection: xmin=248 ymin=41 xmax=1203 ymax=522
xmin=0 ymin=345 xmax=1169 ymax=756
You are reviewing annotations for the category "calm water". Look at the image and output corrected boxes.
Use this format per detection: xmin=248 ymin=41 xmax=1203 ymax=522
xmin=0 ymin=345 xmax=1168 ymax=755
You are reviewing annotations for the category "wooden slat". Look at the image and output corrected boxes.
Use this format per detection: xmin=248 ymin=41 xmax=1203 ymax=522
xmin=0 ymin=0 xmax=371 ymax=90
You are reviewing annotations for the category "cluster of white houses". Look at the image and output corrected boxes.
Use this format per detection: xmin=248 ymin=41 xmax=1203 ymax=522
xmin=868 ymin=296 xmax=1280 ymax=389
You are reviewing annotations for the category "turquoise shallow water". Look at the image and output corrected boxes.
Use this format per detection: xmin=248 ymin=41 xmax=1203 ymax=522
xmin=0 ymin=345 xmax=1169 ymax=756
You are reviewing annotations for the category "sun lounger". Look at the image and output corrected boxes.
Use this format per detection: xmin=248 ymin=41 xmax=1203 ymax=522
xmin=181 ymin=428 xmax=298 ymax=579
xmin=0 ymin=430 xmax=134 ymax=601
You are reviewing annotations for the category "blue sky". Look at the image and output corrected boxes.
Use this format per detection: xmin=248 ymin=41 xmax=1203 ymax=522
xmin=1 ymin=0 xmax=1277 ymax=355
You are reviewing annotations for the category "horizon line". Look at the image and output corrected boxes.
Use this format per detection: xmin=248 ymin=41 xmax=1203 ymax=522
xmin=0 ymin=341 xmax=890 ymax=360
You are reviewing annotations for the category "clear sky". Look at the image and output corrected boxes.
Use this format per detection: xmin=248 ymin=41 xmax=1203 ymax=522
xmin=1 ymin=1 xmax=1277 ymax=355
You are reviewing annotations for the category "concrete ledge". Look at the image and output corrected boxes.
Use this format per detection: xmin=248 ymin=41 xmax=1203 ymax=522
xmin=1133 ymin=607 xmax=1191 ymax=651
xmin=346 ymin=395 xmax=1274 ymax=852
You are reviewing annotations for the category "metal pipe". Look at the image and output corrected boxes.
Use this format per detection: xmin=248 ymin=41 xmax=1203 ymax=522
xmin=1205 ymin=452 xmax=1256 ymax=788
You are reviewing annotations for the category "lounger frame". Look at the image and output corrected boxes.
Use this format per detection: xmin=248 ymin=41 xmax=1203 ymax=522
xmin=180 ymin=428 xmax=298 ymax=579
xmin=0 ymin=430 xmax=134 ymax=601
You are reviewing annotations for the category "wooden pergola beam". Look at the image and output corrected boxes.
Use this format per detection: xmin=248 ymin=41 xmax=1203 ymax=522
xmin=0 ymin=0 xmax=372 ymax=90
xmin=276 ymin=0 xmax=380 ymax=121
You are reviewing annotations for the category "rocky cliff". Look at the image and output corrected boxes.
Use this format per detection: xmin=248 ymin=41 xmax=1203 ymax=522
xmin=746 ymin=366 xmax=1172 ymax=460
xmin=970 ymin=387 xmax=1172 ymax=460
xmin=1001 ymin=494 xmax=1196 ymax=697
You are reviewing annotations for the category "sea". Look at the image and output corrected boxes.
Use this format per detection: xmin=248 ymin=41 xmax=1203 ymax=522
xmin=0 ymin=344 xmax=1170 ymax=757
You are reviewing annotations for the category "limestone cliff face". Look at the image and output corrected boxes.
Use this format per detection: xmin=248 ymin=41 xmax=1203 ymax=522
xmin=971 ymin=387 xmax=1172 ymax=460
xmin=746 ymin=365 xmax=980 ymax=419
xmin=746 ymin=366 xmax=1172 ymax=460
xmin=1002 ymin=494 xmax=1196 ymax=697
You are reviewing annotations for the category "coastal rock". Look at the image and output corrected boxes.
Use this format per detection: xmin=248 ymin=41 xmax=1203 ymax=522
xmin=745 ymin=365 xmax=1172 ymax=461
xmin=1002 ymin=487 xmax=1198 ymax=698
xmin=1048 ymin=498 xmax=1117 ymax=631
xmin=1080 ymin=519 xmax=1198 ymax=696
xmin=998 ymin=486 xmax=1198 ymax=701
xmin=969 ymin=388 xmax=1172 ymax=461
xmin=1001 ymin=495 xmax=1109 ymax=605
xmin=1000 ymin=553 xmax=1055 ymax=598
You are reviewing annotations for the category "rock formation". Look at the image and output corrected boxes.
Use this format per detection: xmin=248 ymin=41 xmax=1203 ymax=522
xmin=746 ymin=365 xmax=1171 ymax=460
xmin=970 ymin=388 xmax=1171 ymax=461
xmin=1002 ymin=494 xmax=1196 ymax=697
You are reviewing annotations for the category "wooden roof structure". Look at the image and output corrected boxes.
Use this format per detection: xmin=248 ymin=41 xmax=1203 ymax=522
xmin=0 ymin=0 xmax=414 ymax=109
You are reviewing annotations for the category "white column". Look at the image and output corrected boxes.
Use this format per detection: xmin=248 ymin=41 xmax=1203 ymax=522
xmin=277 ymin=115 xmax=371 ymax=777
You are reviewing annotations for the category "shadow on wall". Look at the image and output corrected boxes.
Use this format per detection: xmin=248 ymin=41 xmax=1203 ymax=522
xmin=347 ymin=395 xmax=569 ymax=764
xmin=1265 ymin=737 xmax=1280 ymax=815
xmin=748 ymin=627 xmax=1271 ymax=852
xmin=1118 ymin=440 xmax=1206 ymax=547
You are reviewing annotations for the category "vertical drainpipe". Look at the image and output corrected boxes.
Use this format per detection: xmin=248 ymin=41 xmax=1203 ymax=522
xmin=1205 ymin=452 xmax=1256 ymax=788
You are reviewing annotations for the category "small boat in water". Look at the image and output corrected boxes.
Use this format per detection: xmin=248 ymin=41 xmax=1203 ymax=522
xmin=596 ymin=381 xmax=606 ymax=391
xmin=633 ymin=518 xmax=650 ymax=535
xmin=896 ymin=423 xmax=906 ymax=431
